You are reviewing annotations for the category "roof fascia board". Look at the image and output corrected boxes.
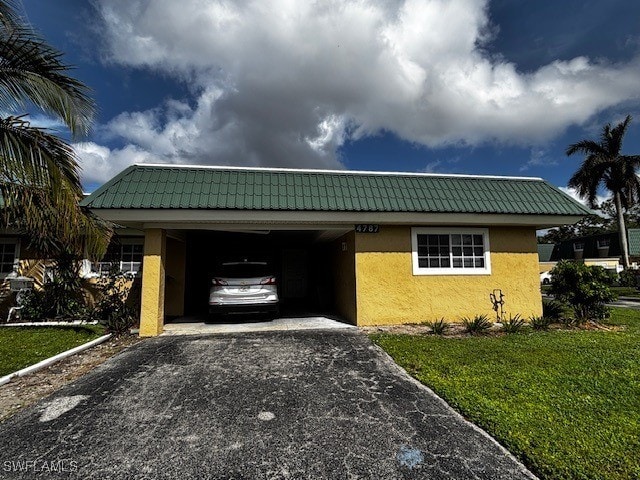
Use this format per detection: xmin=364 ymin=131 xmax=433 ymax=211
xmin=90 ymin=208 xmax=583 ymax=229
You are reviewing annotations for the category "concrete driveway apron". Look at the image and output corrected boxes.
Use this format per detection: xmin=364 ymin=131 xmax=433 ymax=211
xmin=0 ymin=330 xmax=535 ymax=479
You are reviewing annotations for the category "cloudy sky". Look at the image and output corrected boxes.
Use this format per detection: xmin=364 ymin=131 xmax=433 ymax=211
xmin=21 ymin=0 xmax=640 ymax=197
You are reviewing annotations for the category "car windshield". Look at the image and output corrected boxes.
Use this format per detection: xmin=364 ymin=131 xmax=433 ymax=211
xmin=217 ymin=262 xmax=271 ymax=278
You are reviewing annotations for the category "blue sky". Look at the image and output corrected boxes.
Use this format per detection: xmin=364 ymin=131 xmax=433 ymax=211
xmin=21 ymin=0 xmax=640 ymax=196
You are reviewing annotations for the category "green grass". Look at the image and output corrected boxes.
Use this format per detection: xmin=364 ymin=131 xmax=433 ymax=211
xmin=0 ymin=325 xmax=105 ymax=377
xmin=370 ymin=308 xmax=640 ymax=480
xmin=611 ymin=286 xmax=640 ymax=298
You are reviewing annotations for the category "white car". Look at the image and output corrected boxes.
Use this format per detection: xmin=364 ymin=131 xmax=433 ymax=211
xmin=540 ymin=271 xmax=552 ymax=285
xmin=208 ymin=260 xmax=279 ymax=321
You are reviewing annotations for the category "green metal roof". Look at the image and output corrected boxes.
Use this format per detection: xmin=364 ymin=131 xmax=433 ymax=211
xmin=537 ymin=243 xmax=557 ymax=262
xmin=80 ymin=164 xmax=592 ymax=216
xmin=627 ymin=229 xmax=640 ymax=256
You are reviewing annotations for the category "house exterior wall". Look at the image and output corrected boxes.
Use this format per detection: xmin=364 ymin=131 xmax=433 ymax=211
xmin=331 ymin=232 xmax=357 ymax=324
xmin=354 ymin=226 xmax=542 ymax=325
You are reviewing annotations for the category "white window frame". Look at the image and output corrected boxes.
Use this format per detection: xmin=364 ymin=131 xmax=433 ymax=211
xmin=411 ymin=227 xmax=491 ymax=276
xmin=573 ymin=242 xmax=585 ymax=251
xmin=93 ymin=238 xmax=144 ymax=276
xmin=0 ymin=238 xmax=19 ymax=279
xmin=596 ymin=238 xmax=610 ymax=248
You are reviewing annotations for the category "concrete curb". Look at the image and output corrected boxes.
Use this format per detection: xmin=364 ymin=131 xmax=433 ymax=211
xmin=0 ymin=333 xmax=112 ymax=387
xmin=0 ymin=321 xmax=99 ymax=327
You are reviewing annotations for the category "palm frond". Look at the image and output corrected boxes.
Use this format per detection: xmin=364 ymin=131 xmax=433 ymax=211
xmin=0 ymin=0 xmax=21 ymax=32
xmin=0 ymin=115 xmax=81 ymax=194
xmin=566 ymin=139 xmax=606 ymax=157
xmin=0 ymin=25 xmax=95 ymax=137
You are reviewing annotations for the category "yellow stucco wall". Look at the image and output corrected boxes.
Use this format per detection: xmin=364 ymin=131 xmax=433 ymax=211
xmin=139 ymin=229 xmax=166 ymax=337
xmin=354 ymin=226 xmax=542 ymax=325
xmin=331 ymin=232 xmax=357 ymax=324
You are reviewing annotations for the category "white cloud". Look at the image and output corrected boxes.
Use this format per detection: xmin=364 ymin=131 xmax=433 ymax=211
xmin=73 ymin=142 xmax=161 ymax=185
xmin=520 ymin=147 xmax=558 ymax=172
xmin=81 ymin=0 xmax=640 ymax=182
xmin=559 ymin=186 xmax=609 ymax=208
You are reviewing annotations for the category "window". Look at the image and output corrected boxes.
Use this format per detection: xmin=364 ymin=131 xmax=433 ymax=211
xmin=92 ymin=239 xmax=143 ymax=275
xmin=573 ymin=242 xmax=585 ymax=251
xmin=0 ymin=239 xmax=19 ymax=278
xmin=597 ymin=238 xmax=610 ymax=248
xmin=411 ymin=228 xmax=491 ymax=275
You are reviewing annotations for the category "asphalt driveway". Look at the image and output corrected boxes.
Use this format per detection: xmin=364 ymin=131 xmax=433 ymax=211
xmin=0 ymin=331 xmax=534 ymax=479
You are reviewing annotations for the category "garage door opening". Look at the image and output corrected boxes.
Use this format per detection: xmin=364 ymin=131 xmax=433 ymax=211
xmin=172 ymin=229 xmax=353 ymax=324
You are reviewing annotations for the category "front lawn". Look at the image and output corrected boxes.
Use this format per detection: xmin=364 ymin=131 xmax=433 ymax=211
xmin=0 ymin=325 xmax=105 ymax=377
xmin=371 ymin=308 xmax=640 ymax=480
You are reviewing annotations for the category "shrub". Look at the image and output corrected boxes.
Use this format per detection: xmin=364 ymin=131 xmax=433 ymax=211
xmin=92 ymin=265 xmax=136 ymax=336
xmin=542 ymin=300 xmax=565 ymax=321
xmin=20 ymin=256 xmax=88 ymax=321
xmin=549 ymin=260 xmax=616 ymax=323
xmin=502 ymin=314 xmax=526 ymax=333
xmin=462 ymin=314 xmax=492 ymax=334
xmin=618 ymin=269 xmax=639 ymax=288
xmin=424 ymin=318 xmax=450 ymax=335
xmin=530 ymin=315 xmax=552 ymax=331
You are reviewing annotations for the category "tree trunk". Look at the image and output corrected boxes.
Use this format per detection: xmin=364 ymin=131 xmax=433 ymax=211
xmin=614 ymin=191 xmax=630 ymax=270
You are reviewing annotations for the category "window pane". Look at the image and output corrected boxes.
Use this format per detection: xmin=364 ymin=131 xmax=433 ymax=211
xmin=133 ymin=244 xmax=143 ymax=253
xmin=451 ymin=235 xmax=461 ymax=246
xmin=453 ymin=257 xmax=463 ymax=268
xmin=463 ymin=258 xmax=474 ymax=267
xmin=418 ymin=246 xmax=428 ymax=256
xmin=428 ymin=246 xmax=439 ymax=255
xmin=463 ymin=246 xmax=473 ymax=256
xmin=473 ymin=234 xmax=483 ymax=245
xmin=452 ymin=246 xmax=462 ymax=256
xmin=475 ymin=258 xmax=485 ymax=268
xmin=429 ymin=258 xmax=440 ymax=268
xmin=439 ymin=246 xmax=449 ymax=256
xmin=462 ymin=234 xmax=472 ymax=245
xmin=441 ymin=258 xmax=451 ymax=268
xmin=439 ymin=235 xmax=449 ymax=245
xmin=473 ymin=246 xmax=484 ymax=256
xmin=427 ymin=235 xmax=439 ymax=245
xmin=418 ymin=258 xmax=429 ymax=268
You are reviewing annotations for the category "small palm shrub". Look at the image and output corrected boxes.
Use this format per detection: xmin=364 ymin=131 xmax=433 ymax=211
xmin=530 ymin=315 xmax=552 ymax=331
xmin=502 ymin=314 xmax=526 ymax=333
xmin=462 ymin=314 xmax=492 ymax=334
xmin=542 ymin=300 xmax=565 ymax=322
xmin=424 ymin=318 xmax=449 ymax=335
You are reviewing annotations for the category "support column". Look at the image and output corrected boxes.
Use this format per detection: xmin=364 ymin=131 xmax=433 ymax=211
xmin=139 ymin=228 xmax=166 ymax=337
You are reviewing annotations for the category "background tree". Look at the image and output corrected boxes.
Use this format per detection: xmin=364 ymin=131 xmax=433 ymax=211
xmin=566 ymin=115 xmax=640 ymax=269
xmin=0 ymin=0 xmax=109 ymax=259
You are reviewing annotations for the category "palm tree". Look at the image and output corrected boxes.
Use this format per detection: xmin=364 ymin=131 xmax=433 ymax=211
xmin=567 ymin=115 xmax=640 ymax=269
xmin=0 ymin=0 xmax=109 ymax=258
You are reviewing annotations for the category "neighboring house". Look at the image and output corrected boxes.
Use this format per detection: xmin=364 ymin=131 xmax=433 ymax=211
xmin=79 ymin=164 xmax=589 ymax=337
xmin=538 ymin=229 xmax=640 ymax=273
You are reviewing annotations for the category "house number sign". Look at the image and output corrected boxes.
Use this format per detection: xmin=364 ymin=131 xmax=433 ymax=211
xmin=355 ymin=224 xmax=379 ymax=233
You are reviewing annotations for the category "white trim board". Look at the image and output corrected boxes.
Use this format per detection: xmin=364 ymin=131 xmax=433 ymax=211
xmin=90 ymin=209 xmax=583 ymax=230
